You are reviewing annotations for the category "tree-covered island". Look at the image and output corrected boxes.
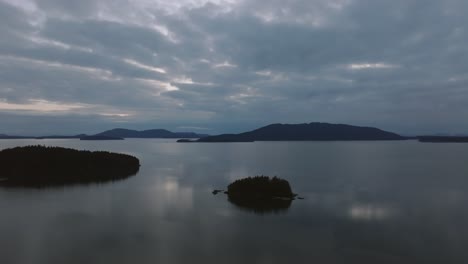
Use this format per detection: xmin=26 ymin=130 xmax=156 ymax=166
xmin=221 ymin=176 xmax=297 ymax=214
xmin=0 ymin=146 xmax=140 ymax=187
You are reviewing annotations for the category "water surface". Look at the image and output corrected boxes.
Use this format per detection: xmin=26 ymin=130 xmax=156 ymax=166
xmin=1 ymin=139 xmax=467 ymax=264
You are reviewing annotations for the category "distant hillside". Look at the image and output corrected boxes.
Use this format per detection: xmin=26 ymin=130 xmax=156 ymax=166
xmin=197 ymin=123 xmax=405 ymax=142
xmin=36 ymin=134 xmax=85 ymax=139
xmin=0 ymin=134 xmax=27 ymax=139
xmin=80 ymin=135 xmax=124 ymax=141
xmin=0 ymin=128 xmax=207 ymax=140
xmin=0 ymin=133 xmax=85 ymax=139
xmin=96 ymin=128 xmax=208 ymax=139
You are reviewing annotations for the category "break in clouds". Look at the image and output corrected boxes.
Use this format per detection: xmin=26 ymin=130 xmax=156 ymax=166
xmin=0 ymin=0 xmax=467 ymax=135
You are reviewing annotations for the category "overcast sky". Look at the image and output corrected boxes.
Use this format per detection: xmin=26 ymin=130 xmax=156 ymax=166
xmin=0 ymin=0 xmax=467 ymax=135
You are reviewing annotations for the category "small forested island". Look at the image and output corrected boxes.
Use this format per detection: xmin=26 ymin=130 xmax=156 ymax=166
xmin=227 ymin=176 xmax=295 ymax=198
xmin=221 ymin=176 xmax=297 ymax=214
xmin=0 ymin=146 xmax=140 ymax=187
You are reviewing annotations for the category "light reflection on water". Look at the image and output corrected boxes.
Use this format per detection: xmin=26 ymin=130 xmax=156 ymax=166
xmin=0 ymin=139 xmax=468 ymax=263
xmin=348 ymin=204 xmax=395 ymax=220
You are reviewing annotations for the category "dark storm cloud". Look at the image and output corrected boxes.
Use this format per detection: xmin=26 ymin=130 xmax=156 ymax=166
xmin=0 ymin=0 xmax=467 ymax=135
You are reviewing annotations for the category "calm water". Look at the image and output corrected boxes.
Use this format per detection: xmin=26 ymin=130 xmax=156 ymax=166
xmin=1 ymin=139 xmax=468 ymax=264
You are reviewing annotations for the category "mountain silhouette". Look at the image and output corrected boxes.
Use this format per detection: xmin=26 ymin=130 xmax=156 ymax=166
xmin=80 ymin=135 xmax=124 ymax=140
xmin=95 ymin=128 xmax=208 ymax=138
xmin=0 ymin=129 xmax=208 ymax=139
xmin=197 ymin=122 xmax=405 ymax=142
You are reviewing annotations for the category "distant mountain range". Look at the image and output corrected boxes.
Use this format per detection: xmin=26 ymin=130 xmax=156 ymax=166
xmin=0 ymin=129 xmax=208 ymax=140
xmin=4 ymin=123 xmax=467 ymax=143
xmin=194 ymin=122 xmax=406 ymax=142
xmin=95 ymin=128 xmax=208 ymax=139
xmin=0 ymin=134 xmax=25 ymax=139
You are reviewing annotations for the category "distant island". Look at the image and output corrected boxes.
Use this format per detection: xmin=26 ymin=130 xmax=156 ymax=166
xmin=0 ymin=146 xmax=140 ymax=187
xmin=0 ymin=134 xmax=30 ymax=139
xmin=9 ymin=123 xmax=468 ymax=143
xmin=418 ymin=136 xmax=468 ymax=143
xmin=0 ymin=128 xmax=208 ymax=140
xmin=192 ymin=122 xmax=406 ymax=142
xmin=80 ymin=135 xmax=124 ymax=141
xmin=94 ymin=128 xmax=208 ymax=139
xmin=176 ymin=139 xmax=196 ymax=143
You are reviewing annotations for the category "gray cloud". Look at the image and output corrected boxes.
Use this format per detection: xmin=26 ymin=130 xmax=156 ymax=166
xmin=0 ymin=0 xmax=467 ymax=135
xmin=35 ymin=0 xmax=99 ymax=17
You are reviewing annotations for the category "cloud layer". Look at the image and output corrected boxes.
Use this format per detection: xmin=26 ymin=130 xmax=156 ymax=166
xmin=1 ymin=0 xmax=467 ymax=135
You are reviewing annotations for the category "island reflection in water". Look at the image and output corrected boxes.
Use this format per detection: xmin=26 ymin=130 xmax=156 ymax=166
xmin=1 ymin=139 xmax=468 ymax=264
xmin=227 ymin=195 xmax=292 ymax=214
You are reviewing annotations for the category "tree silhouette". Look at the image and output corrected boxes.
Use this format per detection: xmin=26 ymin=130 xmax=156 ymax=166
xmin=0 ymin=145 xmax=140 ymax=188
xmin=227 ymin=176 xmax=294 ymax=198
xmin=226 ymin=176 xmax=295 ymax=214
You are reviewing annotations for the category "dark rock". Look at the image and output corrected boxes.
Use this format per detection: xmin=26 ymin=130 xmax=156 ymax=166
xmin=212 ymin=189 xmax=224 ymax=195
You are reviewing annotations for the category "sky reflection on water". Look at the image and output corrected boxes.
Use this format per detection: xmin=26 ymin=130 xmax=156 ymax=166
xmin=1 ymin=139 xmax=468 ymax=263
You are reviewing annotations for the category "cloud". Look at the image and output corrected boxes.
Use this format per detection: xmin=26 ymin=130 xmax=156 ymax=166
xmin=346 ymin=63 xmax=398 ymax=70
xmin=0 ymin=0 xmax=467 ymax=134
xmin=0 ymin=98 xmax=85 ymax=112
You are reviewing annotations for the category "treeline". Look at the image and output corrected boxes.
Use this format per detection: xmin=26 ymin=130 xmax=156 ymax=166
xmin=226 ymin=176 xmax=294 ymax=214
xmin=227 ymin=176 xmax=294 ymax=198
xmin=0 ymin=145 xmax=140 ymax=187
